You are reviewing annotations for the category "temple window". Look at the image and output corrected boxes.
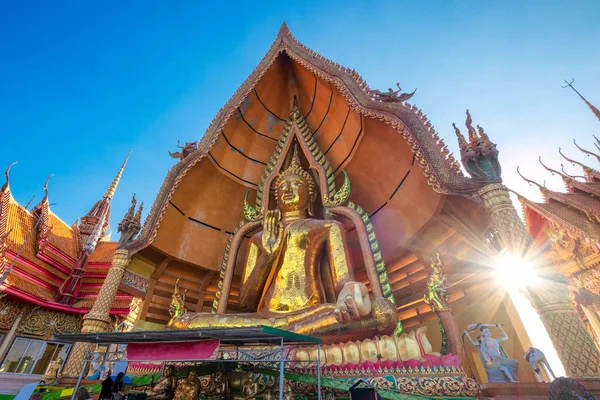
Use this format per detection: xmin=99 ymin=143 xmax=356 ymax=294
xmin=0 ymin=337 xmax=70 ymax=375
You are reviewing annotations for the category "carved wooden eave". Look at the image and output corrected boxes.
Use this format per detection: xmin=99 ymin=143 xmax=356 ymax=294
xmin=566 ymin=179 xmax=600 ymax=198
xmin=544 ymin=190 xmax=600 ymax=221
xmin=126 ymin=23 xmax=485 ymax=255
xmin=519 ymin=194 xmax=600 ymax=241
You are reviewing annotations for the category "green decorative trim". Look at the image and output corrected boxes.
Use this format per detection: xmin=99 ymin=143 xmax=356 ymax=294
xmin=347 ymin=201 xmax=402 ymax=335
xmin=212 ymin=220 xmax=246 ymax=313
xmin=438 ymin=314 xmax=449 ymax=355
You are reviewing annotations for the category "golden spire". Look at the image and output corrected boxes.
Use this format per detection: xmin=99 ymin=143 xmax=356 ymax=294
xmin=563 ymin=79 xmax=600 ymax=122
xmin=104 ymin=151 xmax=131 ymax=200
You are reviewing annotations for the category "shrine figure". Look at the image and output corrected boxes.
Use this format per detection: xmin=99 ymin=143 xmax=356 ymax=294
xmin=173 ymin=371 xmax=201 ymax=400
xmin=524 ymin=346 xmax=556 ymax=382
xmin=147 ymin=365 xmax=178 ymax=400
xmin=463 ymin=324 xmax=518 ymax=382
xmin=281 ymin=381 xmax=294 ymax=400
xmin=168 ymin=146 xmax=398 ymax=343
xmin=41 ymin=357 xmax=63 ymax=385
xmin=370 ymin=83 xmax=416 ymax=103
xmin=205 ymin=371 xmax=227 ymax=400
xmin=262 ymin=390 xmax=275 ymax=400
xmin=233 ymin=375 xmax=258 ymax=400
xmin=169 ymin=140 xmax=198 ymax=161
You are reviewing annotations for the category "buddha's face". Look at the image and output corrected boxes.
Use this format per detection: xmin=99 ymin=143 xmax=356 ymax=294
xmin=276 ymin=175 xmax=310 ymax=214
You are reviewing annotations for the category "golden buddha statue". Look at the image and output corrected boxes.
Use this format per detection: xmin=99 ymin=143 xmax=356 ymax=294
xmin=205 ymin=371 xmax=227 ymax=400
xmin=173 ymin=371 xmax=201 ymax=400
xmin=168 ymin=146 xmax=398 ymax=343
xmin=41 ymin=357 xmax=63 ymax=385
xmin=233 ymin=375 xmax=258 ymax=400
xmin=147 ymin=365 xmax=178 ymax=400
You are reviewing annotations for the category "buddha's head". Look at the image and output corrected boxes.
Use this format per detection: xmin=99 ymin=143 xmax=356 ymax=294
xmin=164 ymin=365 xmax=175 ymax=377
xmin=275 ymin=149 xmax=315 ymax=216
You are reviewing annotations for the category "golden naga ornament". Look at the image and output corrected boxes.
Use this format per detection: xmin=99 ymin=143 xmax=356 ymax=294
xmin=168 ymin=106 xmax=399 ymax=344
xmin=423 ymin=253 xmax=451 ymax=312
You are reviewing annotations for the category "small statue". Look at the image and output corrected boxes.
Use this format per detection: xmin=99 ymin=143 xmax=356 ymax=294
xmin=205 ymin=371 xmax=227 ymax=400
xmin=41 ymin=357 xmax=63 ymax=385
xmin=463 ymin=324 xmax=518 ymax=382
xmin=147 ymin=365 xmax=178 ymax=400
xmin=233 ymin=375 xmax=258 ymax=400
xmin=169 ymin=141 xmax=198 ymax=161
xmin=173 ymin=371 xmax=201 ymax=400
xmin=169 ymin=278 xmax=186 ymax=319
xmin=371 ymin=83 xmax=416 ymax=103
xmin=262 ymin=390 xmax=275 ymax=400
xmin=281 ymin=381 xmax=294 ymax=400
xmin=423 ymin=253 xmax=450 ymax=312
xmin=524 ymin=347 xmax=556 ymax=382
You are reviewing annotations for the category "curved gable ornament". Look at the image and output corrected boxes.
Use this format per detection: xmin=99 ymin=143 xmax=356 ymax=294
xmin=125 ymin=23 xmax=483 ymax=256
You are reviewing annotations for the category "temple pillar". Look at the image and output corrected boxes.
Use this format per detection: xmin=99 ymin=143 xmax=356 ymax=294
xmin=63 ymin=249 xmax=130 ymax=377
xmin=582 ymin=305 xmax=600 ymax=347
xmin=478 ymin=183 xmax=533 ymax=256
xmin=479 ymin=183 xmax=600 ymax=378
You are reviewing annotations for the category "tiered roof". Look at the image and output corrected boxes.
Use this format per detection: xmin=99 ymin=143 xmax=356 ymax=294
xmin=517 ymin=87 xmax=600 ymax=274
xmin=0 ymin=157 xmax=133 ymax=315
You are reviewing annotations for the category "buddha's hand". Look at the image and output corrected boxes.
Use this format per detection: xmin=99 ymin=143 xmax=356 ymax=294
xmin=334 ymin=281 xmax=372 ymax=324
xmin=262 ymin=210 xmax=284 ymax=257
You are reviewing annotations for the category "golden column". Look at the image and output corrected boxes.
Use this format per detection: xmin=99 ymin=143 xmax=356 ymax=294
xmin=63 ymin=196 xmax=142 ymax=378
xmin=455 ymin=111 xmax=600 ymax=377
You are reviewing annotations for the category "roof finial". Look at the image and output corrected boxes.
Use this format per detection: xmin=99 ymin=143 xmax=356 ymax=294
xmin=517 ymin=166 xmax=547 ymax=191
xmin=559 ymin=147 xmax=591 ymax=171
xmin=539 ymin=156 xmax=570 ymax=180
xmin=104 ymin=151 xmax=131 ymax=200
xmin=573 ymin=139 xmax=600 ymax=163
xmin=42 ymin=174 xmax=54 ymax=204
xmin=277 ymin=22 xmax=291 ymax=38
xmin=562 ymin=78 xmax=600 ymax=121
xmin=560 ymin=164 xmax=586 ymax=180
xmin=465 ymin=109 xmax=478 ymax=146
xmin=453 ymin=123 xmax=468 ymax=151
xmin=2 ymin=162 xmax=17 ymax=192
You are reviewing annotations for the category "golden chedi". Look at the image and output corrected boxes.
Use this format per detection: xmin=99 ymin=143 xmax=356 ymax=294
xmin=168 ymin=146 xmax=398 ymax=343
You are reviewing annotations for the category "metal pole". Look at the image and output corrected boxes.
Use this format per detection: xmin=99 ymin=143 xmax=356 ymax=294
xmin=317 ymin=343 xmax=321 ymax=400
xmin=72 ymin=356 xmax=88 ymax=400
xmin=278 ymin=338 xmax=284 ymax=400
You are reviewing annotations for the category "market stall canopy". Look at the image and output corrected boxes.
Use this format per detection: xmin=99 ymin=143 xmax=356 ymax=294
xmin=52 ymin=326 xmax=322 ymax=345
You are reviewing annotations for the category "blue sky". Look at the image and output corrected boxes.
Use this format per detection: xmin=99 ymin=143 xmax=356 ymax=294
xmin=1 ymin=0 xmax=599 ymax=233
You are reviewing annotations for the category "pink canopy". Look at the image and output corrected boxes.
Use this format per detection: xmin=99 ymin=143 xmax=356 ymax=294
xmin=126 ymin=339 xmax=220 ymax=361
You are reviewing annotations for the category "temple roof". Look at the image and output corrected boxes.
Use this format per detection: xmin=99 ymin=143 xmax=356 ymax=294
xmin=0 ymin=161 xmax=133 ymax=315
xmin=518 ymin=141 xmax=600 ymax=249
xmin=126 ymin=23 xmax=488 ymax=257
xmin=125 ymin=24 xmax=496 ymax=326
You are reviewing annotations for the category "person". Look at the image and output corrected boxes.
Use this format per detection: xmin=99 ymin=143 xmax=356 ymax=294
xmin=100 ymin=372 xmax=114 ymax=400
xmin=75 ymin=387 xmax=93 ymax=400
xmin=111 ymin=372 xmax=125 ymax=400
